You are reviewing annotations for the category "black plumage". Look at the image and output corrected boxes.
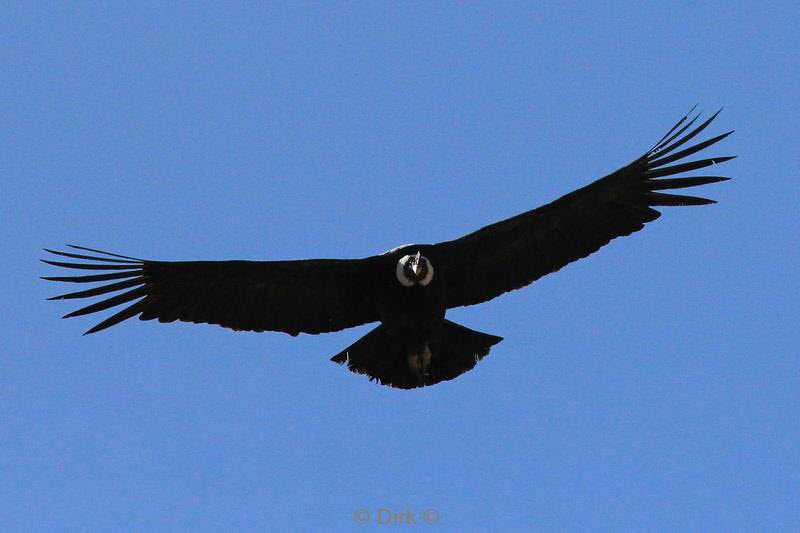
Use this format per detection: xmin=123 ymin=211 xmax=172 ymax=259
xmin=43 ymin=108 xmax=733 ymax=388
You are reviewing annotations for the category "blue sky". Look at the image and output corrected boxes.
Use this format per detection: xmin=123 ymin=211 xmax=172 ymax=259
xmin=3 ymin=2 xmax=798 ymax=531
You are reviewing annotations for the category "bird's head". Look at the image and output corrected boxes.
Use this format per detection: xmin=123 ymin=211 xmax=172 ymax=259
xmin=396 ymin=251 xmax=434 ymax=287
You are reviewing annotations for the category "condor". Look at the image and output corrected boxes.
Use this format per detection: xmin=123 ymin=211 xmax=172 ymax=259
xmin=43 ymin=108 xmax=733 ymax=389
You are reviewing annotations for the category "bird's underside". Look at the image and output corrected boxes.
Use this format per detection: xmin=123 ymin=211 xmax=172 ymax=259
xmin=43 ymin=107 xmax=734 ymax=389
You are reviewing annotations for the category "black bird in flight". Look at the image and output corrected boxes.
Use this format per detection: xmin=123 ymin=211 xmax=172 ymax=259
xmin=44 ymin=108 xmax=733 ymax=389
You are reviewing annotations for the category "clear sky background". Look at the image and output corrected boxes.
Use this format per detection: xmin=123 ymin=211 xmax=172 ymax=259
xmin=2 ymin=2 xmax=798 ymax=531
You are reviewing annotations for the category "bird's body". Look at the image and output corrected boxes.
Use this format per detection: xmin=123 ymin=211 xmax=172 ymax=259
xmin=44 ymin=107 xmax=734 ymax=388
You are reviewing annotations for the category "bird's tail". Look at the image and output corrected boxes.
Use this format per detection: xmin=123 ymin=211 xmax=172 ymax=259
xmin=331 ymin=320 xmax=503 ymax=389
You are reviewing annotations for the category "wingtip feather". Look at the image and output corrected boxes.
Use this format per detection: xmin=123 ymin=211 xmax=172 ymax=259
xmin=66 ymin=244 xmax=144 ymax=261
xmin=645 ymin=192 xmax=718 ymax=206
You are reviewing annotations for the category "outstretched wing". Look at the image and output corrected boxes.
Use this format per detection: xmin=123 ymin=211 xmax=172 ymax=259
xmin=437 ymin=107 xmax=734 ymax=309
xmin=43 ymin=246 xmax=384 ymax=335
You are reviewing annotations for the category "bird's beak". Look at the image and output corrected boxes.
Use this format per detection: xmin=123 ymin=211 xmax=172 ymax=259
xmin=411 ymin=252 xmax=421 ymax=276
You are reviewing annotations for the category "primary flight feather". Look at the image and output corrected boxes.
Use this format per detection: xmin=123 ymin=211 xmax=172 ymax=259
xmin=44 ymin=107 xmax=733 ymax=389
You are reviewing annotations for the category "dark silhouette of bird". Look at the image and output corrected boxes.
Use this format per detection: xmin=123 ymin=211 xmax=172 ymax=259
xmin=43 ymin=107 xmax=734 ymax=389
